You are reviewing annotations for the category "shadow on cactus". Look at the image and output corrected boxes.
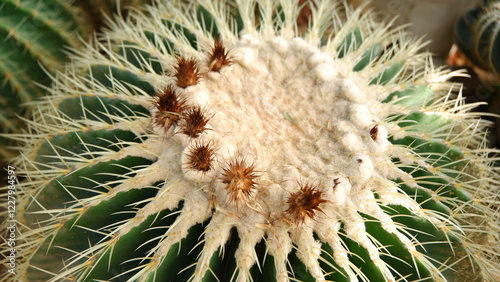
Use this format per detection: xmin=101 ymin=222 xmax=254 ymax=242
xmin=2 ymin=0 xmax=500 ymax=281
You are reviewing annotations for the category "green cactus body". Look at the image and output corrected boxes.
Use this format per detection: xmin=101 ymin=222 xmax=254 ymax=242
xmin=2 ymin=0 xmax=500 ymax=281
xmin=0 ymin=0 xmax=94 ymax=158
xmin=455 ymin=0 xmax=500 ymax=74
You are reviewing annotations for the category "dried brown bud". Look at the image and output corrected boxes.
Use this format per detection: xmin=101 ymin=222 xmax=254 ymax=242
xmin=219 ymin=158 xmax=258 ymax=204
xmin=185 ymin=140 xmax=216 ymax=172
xmin=285 ymin=183 xmax=327 ymax=224
xmin=207 ymin=39 xmax=232 ymax=72
xmin=180 ymin=105 xmax=211 ymax=138
xmin=370 ymin=124 xmax=378 ymax=141
xmin=174 ymin=57 xmax=201 ymax=88
xmin=154 ymin=85 xmax=188 ymax=130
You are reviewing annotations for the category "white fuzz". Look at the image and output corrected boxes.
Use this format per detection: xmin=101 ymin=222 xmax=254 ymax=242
xmin=3 ymin=0 xmax=500 ymax=282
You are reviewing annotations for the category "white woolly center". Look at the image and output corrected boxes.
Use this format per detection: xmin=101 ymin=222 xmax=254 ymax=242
xmin=171 ymin=35 xmax=400 ymax=218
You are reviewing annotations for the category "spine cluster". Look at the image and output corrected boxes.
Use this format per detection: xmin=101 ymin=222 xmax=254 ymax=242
xmin=285 ymin=183 xmax=328 ymax=224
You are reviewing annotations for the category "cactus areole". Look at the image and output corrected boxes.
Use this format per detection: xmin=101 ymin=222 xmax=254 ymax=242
xmin=4 ymin=0 xmax=499 ymax=281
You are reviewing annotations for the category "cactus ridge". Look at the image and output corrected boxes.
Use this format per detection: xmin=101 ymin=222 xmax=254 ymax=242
xmin=2 ymin=0 xmax=500 ymax=281
xmin=0 ymin=0 xmax=93 ymax=139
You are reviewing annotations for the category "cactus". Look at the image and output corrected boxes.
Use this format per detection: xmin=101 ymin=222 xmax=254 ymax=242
xmin=2 ymin=0 xmax=500 ymax=281
xmin=0 ymin=0 xmax=94 ymax=135
xmin=0 ymin=0 xmax=151 ymax=160
xmin=454 ymin=0 xmax=500 ymax=75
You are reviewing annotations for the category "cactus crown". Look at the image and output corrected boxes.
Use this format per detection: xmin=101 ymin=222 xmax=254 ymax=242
xmin=3 ymin=0 xmax=500 ymax=281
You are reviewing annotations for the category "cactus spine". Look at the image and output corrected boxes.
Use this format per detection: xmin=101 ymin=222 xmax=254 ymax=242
xmin=2 ymin=0 xmax=500 ymax=281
